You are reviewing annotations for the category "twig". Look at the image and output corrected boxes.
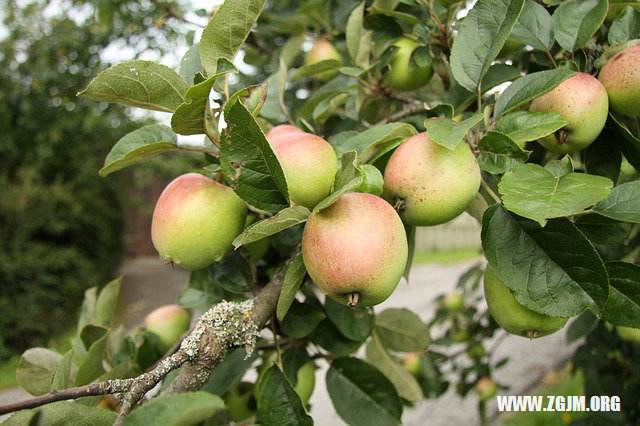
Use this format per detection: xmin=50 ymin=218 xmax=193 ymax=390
xmin=376 ymin=103 xmax=428 ymax=125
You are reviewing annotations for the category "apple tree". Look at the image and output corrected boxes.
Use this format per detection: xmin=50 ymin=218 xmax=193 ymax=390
xmin=1 ymin=0 xmax=639 ymax=424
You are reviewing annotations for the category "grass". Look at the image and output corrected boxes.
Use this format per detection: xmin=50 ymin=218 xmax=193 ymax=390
xmin=412 ymin=247 xmax=482 ymax=265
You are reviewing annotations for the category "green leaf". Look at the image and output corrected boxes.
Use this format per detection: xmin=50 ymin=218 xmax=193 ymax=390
xmin=333 ymin=122 xmax=417 ymax=161
xmin=553 ymin=0 xmax=608 ymax=51
xmin=276 ymin=253 xmax=307 ymax=321
xmin=424 ymin=113 xmax=484 ymax=150
xmin=511 ymin=0 xmax=555 ymax=51
xmin=209 ymin=252 xmax=252 ymax=294
xmin=602 ymin=262 xmax=640 ymax=328
xmin=281 ymin=346 xmax=310 ymax=387
xmin=346 ymin=2 xmax=366 ymax=66
xmin=493 ymin=69 xmax=575 ymax=118
xmin=375 ymin=308 xmax=430 ymax=352
xmin=256 ymin=366 xmax=313 ymax=426
xmin=199 ymin=0 xmax=268 ymax=75
xmin=365 ymin=332 xmax=423 ymax=402
xmin=610 ymin=113 xmax=640 ymax=171
xmin=281 ymin=302 xmax=326 ymax=338
xmin=477 ymin=131 xmax=530 ymax=174
xmin=450 ymin=0 xmax=525 ymax=91
xmin=594 ymin=39 xmax=640 ymax=69
xmin=496 ymin=111 xmax=568 ymax=145
xmin=92 ymin=276 xmax=121 ymax=328
xmin=566 ymin=311 xmax=598 ymax=343
xmin=575 ymin=213 xmax=632 ymax=245
xmin=449 ymin=64 xmax=522 ymax=114
xmin=324 ymin=297 xmax=374 ymax=342
xmin=78 ymin=60 xmax=188 ymax=113
xmin=309 ymin=319 xmax=362 ymax=355
xmin=609 ymin=7 xmax=640 ymax=44
xmin=582 ymin=130 xmax=622 ymax=182
xmin=3 ymin=401 xmax=116 ymax=426
xmin=481 ymin=204 xmax=609 ymax=317
xmin=326 ymin=358 xmax=402 ymax=426
xmin=75 ymin=329 xmax=110 ymax=386
xmin=234 ymin=206 xmax=310 ymax=248
xmin=122 ymin=392 xmax=225 ymax=426
xmin=99 ymin=125 xmax=179 ymax=176
xmin=290 ymin=60 xmax=343 ymax=82
xmin=313 ymin=92 xmax=350 ymax=124
xmin=498 ymin=163 xmax=612 ymax=225
xmin=592 ymin=180 xmax=640 ymax=223
xmin=16 ymin=348 xmax=63 ymax=396
xmin=221 ymin=99 xmax=289 ymax=213
xmin=179 ymin=44 xmax=203 ymax=84
xmin=50 ymin=349 xmax=74 ymax=391
xmin=202 ymin=348 xmax=258 ymax=395
xmin=544 ymin=155 xmax=575 ymax=178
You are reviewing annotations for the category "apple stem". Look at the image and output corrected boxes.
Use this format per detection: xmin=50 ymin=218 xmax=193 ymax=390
xmin=393 ymin=198 xmax=406 ymax=212
xmin=347 ymin=292 xmax=360 ymax=308
xmin=527 ymin=330 xmax=538 ymax=340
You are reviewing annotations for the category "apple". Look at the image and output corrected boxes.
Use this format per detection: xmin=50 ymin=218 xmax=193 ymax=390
xmin=151 ymin=173 xmax=247 ymax=270
xmin=599 ymin=44 xmax=640 ymax=117
xmin=483 ymin=267 xmax=568 ymax=339
xmin=442 ymin=291 xmax=464 ymax=312
xmin=475 ymin=377 xmax=497 ymax=400
xmin=529 ymin=73 xmax=608 ymax=153
xmin=302 ymin=192 xmax=408 ymax=307
xmin=384 ymin=38 xmax=433 ymax=92
xmin=466 ymin=343 xmax=485 ymax=360
xmin=304 ymin=39 xmax=341 ymax=81
xmin=383 ymin=132 xmax=481 ymax=226
xmin=616 ymin=326 xmax=640 ymax=343
xmin=269 ymin=132 xmax=338 ymax=208
xmin=403 ymin=352 xmax=422 ymax=376
xmin=245 ymin=238 xmax=270 ymax=261
xmin=144 ymin=304 xmax=190 ymax=352
xmin=265 ymin=124 xmax=304 ymax=140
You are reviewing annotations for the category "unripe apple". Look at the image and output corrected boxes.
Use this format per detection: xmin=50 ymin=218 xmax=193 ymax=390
xmin=475 ymin=377 xmax=497 ymax=400
xmin=265 ymin=124 xmax=304 ymax=140
xmin=483 ymin=267 xmax=568 ymax=339
xmin=383 ymin=132 xmax=481 ymax=226
xmin=151 ymin=173 xmax=247 ymax=270
xmin=384 ymin=38 xmax=433 ymax=92
xmin=269 ymin=132 xmax=338 ymax=208
xmin=144 ymin=304 xmax=190 ymax=352
xmin=616 ymin=326 xmax=640 ymax=343
xmin=403 ymin=352 xmax=422 ymax=376
xmin=529 ymin=73 xmax=608 ymax=153
xmin=225 ymin=382 xmax=256 ymax=422
xmin=302 ymin=192 xmax=408 ymax=307
xmin=442 ymin=291 xmax=464 ymax=312
xmin=599 ymin=44 xmax=640 ymax=117
xmin=304 ymin=39 xmax=341 ymax=81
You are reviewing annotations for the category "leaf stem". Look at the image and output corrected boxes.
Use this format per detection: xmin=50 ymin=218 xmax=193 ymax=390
xmin=481 ymin=179 xmax=501 ymax=204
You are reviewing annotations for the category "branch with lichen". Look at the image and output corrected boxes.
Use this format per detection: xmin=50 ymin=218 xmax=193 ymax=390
xmin=0 ymin=246 xmax=301 ymax=422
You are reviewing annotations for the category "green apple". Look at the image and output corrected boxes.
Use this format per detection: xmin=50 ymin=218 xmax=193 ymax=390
xmin=304 ymin=39 xmax=341 ymax=81
xmin=302 ymin=192 xmax=408 ymax=307
xmin=484 ymin=267 xmax=568 ymax=338
xmin=475 ymin=377 xmax=497 ymax=400
xmin=466 ymin=343 xmax=485 ymax=360
xmin=144 ymin=304 xmax=190 ymax=352
xmin=599 ymin=44 xmax=640 ymax=117
xmin=151 ymin=173 xmax=247 ymax=270
xmin=616 ymin=326 xmax=640 ymax=343
xmin=442 ymin=291 xmax=464 ymax=312
xmin=269 ymin=132 xmax=338 ymax=208
xmin=265 ymin=124 xmax=304 ymax=140
xmin=529 ymin=73 xmax=609 ymax=153
xmin=225 ymin=382 xmax=256 ymax=422
xmin=403 ymin=352 xmax=422 ymax=376
xmin=384 ymin=38 xmax=433 ymax=92
xmin=383 ymin=132 xmax=481 ymax=226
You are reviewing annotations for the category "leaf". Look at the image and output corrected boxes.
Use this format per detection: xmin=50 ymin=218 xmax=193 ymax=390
xmin=375 ymin=309 xmax=430 ymax=352
xmin=609 ymin=6 xmax=640 ymax=44
xmin=234 ymin=206 xmax=310 ymax=248
xmin=179 ymin=44 xmax=203 ymax=84
xmin=92 ymin=276 xmax=121 ymax=328
xmin=544 ymin=155 xmax=574 ymax=177
xmin=450 ymin=0 xmax=525 ymax=91
xmin=602 ymin=262 xmax=640 ymax=328
xmin=50 ymin=349 xmax=74 ymax=391
xmin=309 ymin=319 xmax=362 ymax=355
xmin=281 ymin=346 xmax=310 ymax=387
xmin=209 ymin=252 xmax=253 ymax=294
xmin=511 ymin=0 xmax=555 ymax=51
xmin=493 ymin=69 xmax=575 ymax=118
xmin=592 ymin=180 xmax=640 ymax=223
xmin=610 ymin=112 xmax=640 ymax=171
xmin=333 ymin=122 xmax=417 ymax=161
xmin=202 ymin=348 xmax=258 ymax=395
xmin=496 ymin=111 xmax=568 ymax=145
xmin=326 ymin=358 xmax=402 ymax=426
xmin=289 ymin=60 xmax=343 ymax=82
xmin=424 ymin=113 xmax=484 ymax=150
xmin=221 ymin=99 xmax=289 ymax=213
xmin=78 ymin=60 xmax=188 ymax=112
xmin=122 ymin=392 xmax=225 ymax=426
xmin=552 ymin=0 xmax=608 ymax=51
xmin=75 ymin=329 xmax=110 ymax=386
xmin=481 ymin=204 xmax=609 ymax=317
xmin=365 ymin=332 xmax=423 ymax=402
xmin=99 ymin=125 xmax=179 ymax=176
xmin=324 ymin=297 xmax=374 ymax=342
xmin=199 ymin=0 xmax=268 ymax=75
xmin=575 ymin=213 xmax=632 ymax=245
xmin=276 ymin=253 xmax=307 ymax=321
xmin=346 ymin=2 xmax=366 ymax=65
xmin=3 ymin=401 xmax=116 ymax=426
xmin=594 ymin=39 xmax=640 ymax=69
xmin=281 ymin=302 xmax=326 ymax=338
xmin=498 ymin=163 xmax=612 ymax=225
xmin=477 ymin=131 xmax=531 ymax=174
xmin=16 ymin=348 xmax=63 ymax=396
xmin=449 ymin=64 xmax=522 ymax=114
xmin=582 ymin=130 xmax=622 ymax=183
xmin=313 ymin=92 xmax=350 ymax=124
xmin=566 ymin=311 xmax=598 ymax=343
xmin=256 ymin=366 xmax=313 ymax=426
